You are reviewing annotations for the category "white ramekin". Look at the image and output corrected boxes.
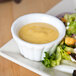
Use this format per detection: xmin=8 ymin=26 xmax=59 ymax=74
xmin=11 ymin=13 xmax=66 ymax=61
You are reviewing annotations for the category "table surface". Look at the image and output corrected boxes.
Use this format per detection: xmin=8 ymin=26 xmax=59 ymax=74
xmin=0 ymin=0 xmax=61 ymax=76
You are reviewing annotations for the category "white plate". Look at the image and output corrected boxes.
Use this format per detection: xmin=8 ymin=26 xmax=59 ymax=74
xmin=0 ymin=0 xmax=76 ymax=76
xmin=0 ymin=39 xmax=72 ymax=76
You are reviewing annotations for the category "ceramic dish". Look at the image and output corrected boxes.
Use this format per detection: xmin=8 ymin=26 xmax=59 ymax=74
xmin=11 ymin=13 xmax=65 ymax=61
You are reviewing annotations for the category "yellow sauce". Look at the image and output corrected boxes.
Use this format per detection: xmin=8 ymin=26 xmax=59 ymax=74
xmin=19 ymin=23 xmax=59 ymax=44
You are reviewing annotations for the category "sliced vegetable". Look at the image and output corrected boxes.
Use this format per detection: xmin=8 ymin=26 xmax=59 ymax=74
xmin=55 ymin=46 xmax=62 ymax=65
xmin=42 ymin=46 xmax=62 ymax=67
xmin=64 ymin=46 xmax=74 ymax=53
xmin=68 ymin=21 xmax=76 ymax=34
xmin=42 ymin=52 xmax=51 ymax=67
xmin=57 ymin=46 xmax=71 ymax=60
xmin=60 ymin=39 xmax=65 ymax=45
xmin=42 ymin=46 xmax=71 ymax=67
xmin=67 ymin=51 xmax=71 ymax=55
xmin=42 ymin=13 xmax=76 ymax=69
xmin=61 ymin=50 xmax=71 ymax=60
xmin=64 ymin=13 xmax=76 ymax=23
xmin=65 ymin=37 xmax=75 ymax=45
xmin=66 ymin=30 xmax=72 ymax=36
xmin=60 ymin=18 xmax=67 ymax=23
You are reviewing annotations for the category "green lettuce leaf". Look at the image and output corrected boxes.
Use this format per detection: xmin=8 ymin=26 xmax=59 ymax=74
xmin=64 ymin=13 xmax=76 ymax=23
xmin=68 ymin=21 xmax=76 ymax=34
xmin=42 ymin=46 xmax=71 ymax=68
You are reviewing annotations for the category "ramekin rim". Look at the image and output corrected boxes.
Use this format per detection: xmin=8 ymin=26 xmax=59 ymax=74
xmin=11 ymin=13 xmax=66 ymax=47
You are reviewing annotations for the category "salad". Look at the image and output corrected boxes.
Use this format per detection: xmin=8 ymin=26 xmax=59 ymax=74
xmin=42 ymin=13 xmax=76 ymax=75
